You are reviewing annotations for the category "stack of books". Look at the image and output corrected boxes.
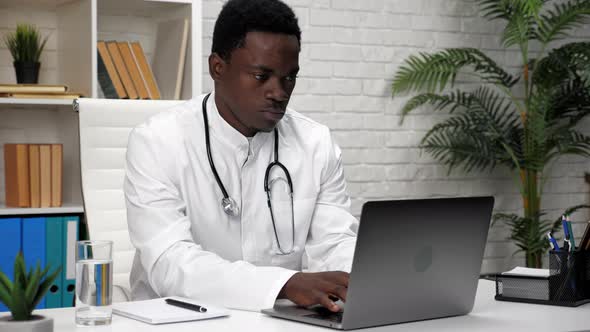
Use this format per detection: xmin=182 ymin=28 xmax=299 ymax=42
xmin=0 ymin=84 xmax=81 ymax=99
xmin=98 ymin=18 xmax=190 ymax=100
xmin=4 ymin=143 xmax=63 ymax=208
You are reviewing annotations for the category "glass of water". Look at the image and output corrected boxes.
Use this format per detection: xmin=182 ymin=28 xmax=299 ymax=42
xmin=75 ymin=240 xmax=113 ymax=326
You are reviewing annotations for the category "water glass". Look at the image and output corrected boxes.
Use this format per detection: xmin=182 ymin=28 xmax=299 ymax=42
xmin=75 ymin=240 xmax=113 ymax=326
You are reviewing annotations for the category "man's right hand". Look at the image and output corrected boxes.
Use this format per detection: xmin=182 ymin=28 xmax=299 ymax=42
xmin=277 ymin=271 xmax=349 ymax=312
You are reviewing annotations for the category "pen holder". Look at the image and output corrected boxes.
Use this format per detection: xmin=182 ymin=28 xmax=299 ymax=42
xmin=548 ymin=250 xmax=590 ymax=303
xmin=495 ymin=250 xmax=590 ymax=307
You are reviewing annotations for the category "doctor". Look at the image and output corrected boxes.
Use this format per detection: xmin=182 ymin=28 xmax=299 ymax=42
xmin=125 ymin=0 xmax=357 ymax=313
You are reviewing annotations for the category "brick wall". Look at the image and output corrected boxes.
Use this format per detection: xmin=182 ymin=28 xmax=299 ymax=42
xmin=201 ymin=0 xmax=590 ymax=273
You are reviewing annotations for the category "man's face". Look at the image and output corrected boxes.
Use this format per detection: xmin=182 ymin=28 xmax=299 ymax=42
xmin=210 ymin=31 xmax=300 ymax=137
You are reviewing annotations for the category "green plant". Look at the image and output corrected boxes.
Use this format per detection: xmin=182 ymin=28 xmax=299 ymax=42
xmin=2 ymin=24 xmax=49 ymax=63
xmin=392 ymin=0 xmax=590 ymax=268
xmin=0 ymin=252 xmax=60 ymax=321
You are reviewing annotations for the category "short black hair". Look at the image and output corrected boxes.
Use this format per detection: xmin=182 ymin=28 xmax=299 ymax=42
xmin=212 ymin=0 xmax=301 ymax=61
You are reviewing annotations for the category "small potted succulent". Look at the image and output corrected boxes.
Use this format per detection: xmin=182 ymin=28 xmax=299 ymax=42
xmin=2 ymin=24 xmax=49 ymax=84
xmin=0 ymin=252 xmax=60 ymax=332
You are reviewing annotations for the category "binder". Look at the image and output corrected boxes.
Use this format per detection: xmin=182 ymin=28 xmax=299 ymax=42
xmin=4 ymin=143 xmax=30 ymax=207
xmin=29 ymin=144 xmax=41 ymax=208
xmin=50 ymin=144 xmax=63 ymax=207
xmin=45 ymin=217 xmax=64 ymax=308
xmin=61 ymin=216 xmax=79 ymax=307
xmin=39 ymin=145 xmax=52 ymax=208
xmin=0 ymin=218 xmax=21 ymax=312
xmin=22 ymin=217 xmax=47 ymax=309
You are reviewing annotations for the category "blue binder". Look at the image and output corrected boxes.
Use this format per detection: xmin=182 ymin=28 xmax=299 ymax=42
xmin=22 ymin=217 xmax=46 ymax=309
xmin=45 ymin=217 xmax=64 ymax=308
xmin=0 ymin=218 xmax=21 ymax=312
xmin=61 ymin=216 xmax=79 ymax=307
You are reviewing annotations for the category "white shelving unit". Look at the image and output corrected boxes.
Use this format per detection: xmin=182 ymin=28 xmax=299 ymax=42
xmin=0 ymin=0 xmax=202 ymax=215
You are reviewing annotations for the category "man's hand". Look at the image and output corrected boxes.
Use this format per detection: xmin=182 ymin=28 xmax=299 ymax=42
xmin=278 ymin=271 xmax=349 ymax=312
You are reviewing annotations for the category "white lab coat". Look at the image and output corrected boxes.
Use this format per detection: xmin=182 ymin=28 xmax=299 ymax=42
xmin=125 ymin=92 xmax=358 ymax=311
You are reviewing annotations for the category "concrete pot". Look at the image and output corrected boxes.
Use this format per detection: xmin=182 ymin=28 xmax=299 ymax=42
xmin=0 ymin=315 xmax=53 ymax=332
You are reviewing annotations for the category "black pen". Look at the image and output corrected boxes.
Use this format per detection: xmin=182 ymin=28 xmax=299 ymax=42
xmin=165 ymin=298 xmax=207 ymax=313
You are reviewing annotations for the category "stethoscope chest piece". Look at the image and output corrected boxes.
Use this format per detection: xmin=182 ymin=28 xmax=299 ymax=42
xmin=222 ymin=197 xmax=240 ymax=217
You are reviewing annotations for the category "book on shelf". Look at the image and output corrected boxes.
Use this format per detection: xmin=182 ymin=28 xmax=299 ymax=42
xmin=130 ymin=41 xmax=161 ymax=99
xmin=118 ymin=41 xmax=150 ymax=99
xmin=106 ymin=40 xmax=139 ymax=99
xmin=29 ymin=144 xmax=41 ymax=208
xmin=152 ymin=18 xmax=189 ymax=100
xmin=97 ymin=40 xmax=128 ymax=99
xmin=0 ymin=84 xmax=67 ymax=94
xmin=4 ymin=144 xmax=30 ymax=207
xmin=39 ymin=144 xmax=52 ymax=208
xmin=3 ymin=143 xmax=63 ymax=208
xmin=0 ymin=92 xmax=82 ymax=99
xmin=51 ymin=144 xmax=63 ymax=207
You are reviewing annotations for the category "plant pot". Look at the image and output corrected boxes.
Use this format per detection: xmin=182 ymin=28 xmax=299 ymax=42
xmin=0 ymin=314 xmax=53 ymax=332
xmin=13 ymin=61 xmax=41 ymax=84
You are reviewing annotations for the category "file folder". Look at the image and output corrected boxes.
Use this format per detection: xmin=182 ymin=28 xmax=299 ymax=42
xmin=45 ymin=217 xmax=64 ymax=308
xmin=61 ymin=216 xmax=79 ymax=307
xmin=0 ymin=218 xmax=21 ymax=312
xmin=22 ymin=217 xmax=46 ymax=309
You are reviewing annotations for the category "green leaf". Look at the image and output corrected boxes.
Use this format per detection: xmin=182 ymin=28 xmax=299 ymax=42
xmin=24 ymin=263 xmax=41 ymax=306
xmin=30 ymin=267 xmax=61 ymax=311
xmin=0 ymin=277 xmax=12 ymax=309
xmin=536 ymin=0 xmax=590 ymax=44
xmin=11 ymin=268 xmax=30 ymax=321
xmin=399 ymin=90 xmax=473 ymax=121
xmin=392 ymin=48 xmax=517 ymax=96
xmin=533 ymin=42 xmax=590 ymax=89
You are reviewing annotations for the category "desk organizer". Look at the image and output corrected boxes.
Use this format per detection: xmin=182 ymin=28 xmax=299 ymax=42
xmin=495 ymin=250 xmax=590 ymax=307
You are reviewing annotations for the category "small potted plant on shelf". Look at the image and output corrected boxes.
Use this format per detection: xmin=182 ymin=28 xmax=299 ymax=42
xmin=0 ymin=253 xmax=60 ymax=332
xmin=2 ymin=24 xmax=49 ymax=84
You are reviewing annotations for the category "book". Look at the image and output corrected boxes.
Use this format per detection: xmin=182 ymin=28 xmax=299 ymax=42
xmin=0 ymin=92 xmax=82 ymax=99
xmin=130 ymin=41 xmax=160 ymax=99
xmin=118 ymin=41 xmax=150 ymax=99
xmin=152 ymin=18 xmax=189 ymax=100
xmin=4 ymin=144 xmax=30 ymax=207
xmin=0 ymin=84 xmax=67 ymax=94
xmin=107 ymin=41 xmax=139 ymax=99
xmin=500 ymin=267 xmax=550 ymax=301
xmin=29 ymin=144 xmax=41 ymax=208
xmin=51 ymin=144 xmax=63 ymax=207
xmin=97 ymin=41 xmax=127 ymax=99
xmin=39 ymin=144 xmax=52 ymax=208
xmin=0 ymin=218 xmax=21 ymax=311
xmin=112 ymin=296 xmax=230 ymax=324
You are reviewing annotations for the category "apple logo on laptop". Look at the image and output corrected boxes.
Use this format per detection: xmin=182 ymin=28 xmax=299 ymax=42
xmin=414 ymin=245 xmax=433 ymax=272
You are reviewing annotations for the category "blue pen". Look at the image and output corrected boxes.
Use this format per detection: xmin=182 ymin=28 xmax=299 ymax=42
xmin=562 ymin=215 xmax=572 ymax=252
xmin=547 ymin=232 xmax=560 ymax=251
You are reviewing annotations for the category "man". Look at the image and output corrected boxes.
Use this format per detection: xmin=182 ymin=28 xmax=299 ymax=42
xmin=125 ymin=0 xmax=357 ymax=312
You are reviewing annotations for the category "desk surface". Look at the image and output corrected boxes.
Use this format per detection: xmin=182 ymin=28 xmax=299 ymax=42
xmin=10 ymin=280 xmax=590 ymax=332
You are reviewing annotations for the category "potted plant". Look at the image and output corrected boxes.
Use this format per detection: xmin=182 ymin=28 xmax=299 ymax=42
xmin=0 ymin=253 xmax=60 ymax=332
xmin=2 ymin=24 xmax=49 ymax=84
xmin=392 ymin=0 xmax=590 ymax=268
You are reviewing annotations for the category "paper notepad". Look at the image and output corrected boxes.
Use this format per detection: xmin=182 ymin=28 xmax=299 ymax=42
xmin=112 ymin=296 xmax=230 ymax=324
xmin=501 ymin=267 xmax=549 ymax=278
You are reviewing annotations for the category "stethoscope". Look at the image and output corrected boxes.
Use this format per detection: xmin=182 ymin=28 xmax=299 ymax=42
xmin=202 ymin=93 xmax=297 ymax=255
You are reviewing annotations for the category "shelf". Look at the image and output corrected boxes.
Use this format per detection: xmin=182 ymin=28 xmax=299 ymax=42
xmin=0 ymin=98 xmax=76 ymax=106
xmin=0 ymin=0 xmax=72 ymax=10
xmin=0 ymin=203 xmax=84 ymax=216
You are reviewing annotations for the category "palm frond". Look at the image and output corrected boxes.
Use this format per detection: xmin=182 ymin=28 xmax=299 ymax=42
xmin=392 ymin=48 xmax=518 ymax=96
xmin=502 ymin=12 xmax=535 ymax=48
xmin=399 ymin=90 xmax=473 ymax=120
xmin=546 ymin=130 xmax=590 ymax=163
xmin=479 ymin=0 xmax=546 ymax=20
xmin=546 ymin=78 xmax=590 ymax=128
xmin=533 ymin=42 xmax=590 ymax=89
xmin=420 ymin=87 xmax=521 ymax=172
xmin=536 ymin=0 xmax=590 ymax=44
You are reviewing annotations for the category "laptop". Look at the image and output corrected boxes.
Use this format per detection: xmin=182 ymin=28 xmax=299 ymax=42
xmin=262 ymin=196 xmax=494 ymax=330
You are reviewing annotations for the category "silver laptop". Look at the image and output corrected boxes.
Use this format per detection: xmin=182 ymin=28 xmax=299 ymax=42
xmin=262 ymin=196 xmax=494 ymax=330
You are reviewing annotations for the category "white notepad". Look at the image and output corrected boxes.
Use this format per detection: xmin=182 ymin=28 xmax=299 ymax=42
xmin=112 ymin=296 xmax=230 ymax=324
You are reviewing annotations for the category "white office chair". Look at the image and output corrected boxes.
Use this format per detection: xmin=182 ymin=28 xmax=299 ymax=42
xmin=77 ymin=98 xmax=184 ymax=302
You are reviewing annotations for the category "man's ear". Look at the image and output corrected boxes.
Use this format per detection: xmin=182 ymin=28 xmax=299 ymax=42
xmin=208 ymin=53 xmax=226 ymax=82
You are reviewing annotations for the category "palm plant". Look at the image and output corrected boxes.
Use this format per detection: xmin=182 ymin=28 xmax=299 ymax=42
xmin=392 ymin=0 xmax=590 ymax=268
xmin=0 ymin=253 xmax=60 ymax=321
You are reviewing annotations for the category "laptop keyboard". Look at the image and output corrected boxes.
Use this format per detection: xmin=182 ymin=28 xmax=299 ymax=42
xmin=305 ymin=307 xmax=344 ymax=323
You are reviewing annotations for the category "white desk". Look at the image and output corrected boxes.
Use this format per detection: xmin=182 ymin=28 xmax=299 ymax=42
xmin=14 ymin=280 xmax=590 ymax=331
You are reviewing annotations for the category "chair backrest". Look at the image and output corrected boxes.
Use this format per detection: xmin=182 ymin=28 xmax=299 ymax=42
xmin=77 ymin=98 xmax=184 ymax=294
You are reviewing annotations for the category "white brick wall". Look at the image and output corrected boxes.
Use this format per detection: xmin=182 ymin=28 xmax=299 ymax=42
xmin=202 ymin=0 xmax=590 ymax=274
